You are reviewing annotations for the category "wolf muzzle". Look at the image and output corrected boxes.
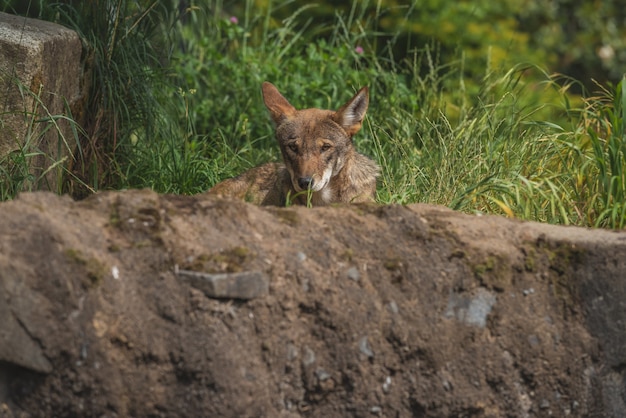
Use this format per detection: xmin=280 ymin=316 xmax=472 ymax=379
xmin=297 ymin=177 xmax=314 ymax=190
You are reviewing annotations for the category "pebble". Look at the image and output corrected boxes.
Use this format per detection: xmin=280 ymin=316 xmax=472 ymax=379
xmin=528 ymin=334 xmax=540 ymax=347
xmin=346 ymin=267 xmax=360 ymax=281
xmin=286 ymin=343 xmax=298 ymax=361
xmin=176 ymin=268 xmax=269 ymax=300
xmin=370 ymin=406 xmax=382 ymax=415
xmin=387 ymin=301 xmax=399 ymax=314
xmin=382 ymin=376 xmax=392 ymax=393
xmin=359 ymin=336 xmax=374 ymax=358
xmin=302 ymin=346 xmax=316 ymax=367
xmin=315 ymin=368 xmax=331 ymax=381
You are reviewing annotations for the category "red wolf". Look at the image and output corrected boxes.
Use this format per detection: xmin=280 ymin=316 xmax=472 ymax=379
xmin=208 ymin=82 xmax=380 ymax=206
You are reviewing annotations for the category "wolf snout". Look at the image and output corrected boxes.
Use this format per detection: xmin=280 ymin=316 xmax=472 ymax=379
xmin=297 ymin=177 xmax=314 ymax=190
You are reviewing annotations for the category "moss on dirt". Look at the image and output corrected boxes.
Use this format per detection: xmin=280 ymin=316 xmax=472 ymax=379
xmin=380 ymin=247 xmax=402 ymax=271
xmin=547 ymin=243 xmax=585 ymax=275
xmin=109 ymin=199 xmax=121 ymax=227
xmin=546 ymin=243 xmax=585 ymax=311
xmin=186 ymin=246 xmax=256 ymax=273
xmin=523 ymin=246 xmax=536 ymax=272
xmin=471 ymin=254 xmax=512 ymax=291
xmin=341 ymin=248 xmax=354 ymax=262
xmin=271 ymin=208 xmax=299 ymax=226
xmin=64 ymin=248 xmax=107 ymax=288
xmin=348 ymin=203 xmax=380 ymax=217
xmin=108 ymin=197 xmax=165 ymax=247
xmin=520 ymin=239 xmax=586 ymax=313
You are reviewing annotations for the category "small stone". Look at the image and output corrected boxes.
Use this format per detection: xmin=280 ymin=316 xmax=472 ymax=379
xmin=466 ymin=289 xmax=496 ymax=328
xmin=80 ymin=343 xmax=88 ymax=359
xmin=387 ymin=301 xmax=399 ymax=314
xmin=346 ymin=267 xmax=360 ymax=281
xmin=359 ymin=336 xmax=374 ymax=358
xmin=296 ymin=252 xmax=307 ymax=262
xmin=315 ymin=368 xmax=331 ymax=381
xmin=286 ymin=343 xmax=298 ymax=361
xmin=382 ymin=376 xmax=392 ymax=393
xmin=540 ymin=399 xmax=550 ymax=409
xmin=445 ymin=288 xmax=496 ymax=328
xmin=312 ymin=367 xmax=336 ymax=392
xmin=528 ymin=334 xmax=540 ymax=347
xmin=302 ymin=346 xmax=316 ymax=367
xmin=370 ymin=406 xmax=382 ymax=415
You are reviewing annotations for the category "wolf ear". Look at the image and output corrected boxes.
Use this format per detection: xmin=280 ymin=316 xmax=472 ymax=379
xmin=262 ymin=82 xmax=297 ymax=125
xmin=334 ymin=87 xmax=369 ymax=137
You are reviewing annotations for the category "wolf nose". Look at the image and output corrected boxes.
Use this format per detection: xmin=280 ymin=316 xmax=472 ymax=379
xmin=298 ymin=177 xmax=314 ymax=190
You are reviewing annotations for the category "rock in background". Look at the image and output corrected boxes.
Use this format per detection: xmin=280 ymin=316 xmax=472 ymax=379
xmin=0 ymin=12 xmax=81 ymax=192
xmin=0 ymin=190 xmax=625 ymax=417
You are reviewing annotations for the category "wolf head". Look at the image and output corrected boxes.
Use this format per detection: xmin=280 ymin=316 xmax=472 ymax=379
xmin=261 ymin=82 xmax=369 ymax=194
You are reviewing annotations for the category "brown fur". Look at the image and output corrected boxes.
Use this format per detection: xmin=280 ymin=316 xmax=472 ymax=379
xmin=208 ymin=82 xmax=380 ymax=206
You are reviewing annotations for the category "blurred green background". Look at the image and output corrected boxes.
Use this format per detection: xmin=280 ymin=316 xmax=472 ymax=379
xmin=225 ymin=0 xmax=625 ymax=91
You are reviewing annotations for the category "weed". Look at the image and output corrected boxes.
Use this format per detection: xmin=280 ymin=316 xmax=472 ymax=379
xmin=0 ymin=74 xmax=89 ymax=199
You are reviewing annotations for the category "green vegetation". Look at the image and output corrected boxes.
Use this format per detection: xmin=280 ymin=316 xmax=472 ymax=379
xmin=0 ymin=77 xmax=86 ymax=198
xmin=1 ymin=1 xmax=625 ymax=228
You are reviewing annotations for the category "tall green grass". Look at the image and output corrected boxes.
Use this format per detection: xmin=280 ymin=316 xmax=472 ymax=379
xmin=578 ymin=78 xmax=626 ymax=228
xmin=47 ymin=0 xmax=179 ymax=196
xmin=0 ymin=76 xmax=87 ymax=199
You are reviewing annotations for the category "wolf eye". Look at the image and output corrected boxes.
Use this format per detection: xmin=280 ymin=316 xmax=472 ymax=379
xmin=288 ymin=143 xmax=298 ymax=152
xmin=320 ymin=143 xmax=332 ymax=152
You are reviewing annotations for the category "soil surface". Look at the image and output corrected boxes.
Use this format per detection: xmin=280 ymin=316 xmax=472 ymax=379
xmin=1 ymin=190 xmax=625 ymax=417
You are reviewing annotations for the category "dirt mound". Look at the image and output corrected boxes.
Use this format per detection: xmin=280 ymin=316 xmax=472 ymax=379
xmin=0 ymin=190 xmax=625 ymax=417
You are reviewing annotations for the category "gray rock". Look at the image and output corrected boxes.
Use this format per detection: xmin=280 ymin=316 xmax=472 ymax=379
xmin=444 ymin=287 xmax=496 ymax=328
xmin=0 ymin=304 xmax=52 ymax=374
xmin=346 ymin=267 xmax=360 ymax=281
xmin=359 ymin=336 xmax=374 ymax=358
xmin=387 ymin=301 xmax=399 ymax=314
xmin=315 ymin=368 xmax=331 ymax=381
xmin=370 ymin=406 xmax=382 ymax=415
xmin=0 ymin=12 xmax=81 ymax=191
xmin=302 ymin=346 xmax=316 ymax=367
xmin=176 ymin=267 xmax=269 ymax=300
xmin=0 ymin=266 xmax=53 ymax=374
xmin=382 ymin=376 xmax=392 ymax=393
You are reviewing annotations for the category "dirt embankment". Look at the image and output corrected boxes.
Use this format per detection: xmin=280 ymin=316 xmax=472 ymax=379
xmin=1 ymin=190 xmax=625 ymax=417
